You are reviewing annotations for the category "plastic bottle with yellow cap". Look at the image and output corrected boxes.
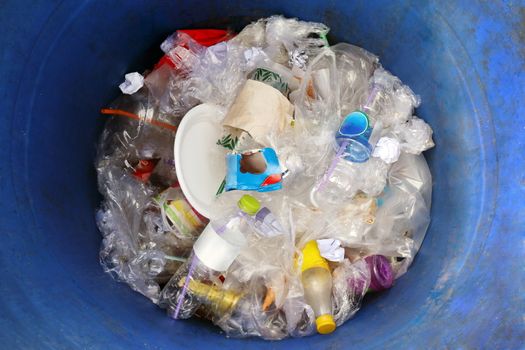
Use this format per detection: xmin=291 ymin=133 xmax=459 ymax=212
xmin=301 ymin=240 xmax=336 ymax=334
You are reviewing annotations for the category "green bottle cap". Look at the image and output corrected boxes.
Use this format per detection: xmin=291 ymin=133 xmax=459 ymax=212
xmin=237 ymin=195 xmax=260 ymax=215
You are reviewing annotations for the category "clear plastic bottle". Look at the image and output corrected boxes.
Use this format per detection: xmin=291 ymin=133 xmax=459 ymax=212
xmin=159 ymin=195 xmax=260 ymax=319
xmin=300 ymin=240 xmax=336 ymax=334
xmin=310 ymin=84 xmax=386 ymax=208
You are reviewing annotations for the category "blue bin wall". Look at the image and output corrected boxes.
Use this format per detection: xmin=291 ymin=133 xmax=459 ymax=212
xmin=0 ymin=1 xmax=523 ymax=349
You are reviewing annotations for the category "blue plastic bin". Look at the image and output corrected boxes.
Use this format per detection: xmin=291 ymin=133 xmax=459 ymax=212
xmin=0 ymin=1 xmax=523 ymax=349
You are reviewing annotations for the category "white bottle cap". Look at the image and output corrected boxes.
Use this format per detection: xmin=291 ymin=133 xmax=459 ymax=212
xmin=193 ymin=225 xmax=245 ymax=272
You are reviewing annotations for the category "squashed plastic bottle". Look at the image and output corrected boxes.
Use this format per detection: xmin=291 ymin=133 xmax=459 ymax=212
xmin=187 ymin=279 xmax=287 ymax=339
xmin=300 ymin=240 xmax=336 ymax=334
xmin=159 ymin=195 xmax=260 ymax=319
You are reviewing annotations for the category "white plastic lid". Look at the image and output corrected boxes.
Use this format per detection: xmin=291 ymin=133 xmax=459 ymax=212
xmin=193 ymin=225 xmax=246 ymax=272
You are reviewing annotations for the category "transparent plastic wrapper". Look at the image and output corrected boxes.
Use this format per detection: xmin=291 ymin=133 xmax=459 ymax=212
xmin=96 ymin=154 xmax=189 ymax=302
xmin=311 ymin=157 xmax=390 ymax=208
xmin=209 ymin=278 xmax=289 ymax=339
xmin=290 ymin=47 xmax=340 ymax=129
xmin=270 ymin=48 xmax=341 ymax=203
xmin=161 ymin=30 xmax=207 ymax=55
xmin=144 ymin=64 xmax=201 ymax=119
xmin=245 ymin=54 xmax=301 ymax=92
xmin=96 ymin=170 xmax=152 ymax=262
xmin=96 ymin=169 xmax=168 ymax=303
xmin=180 ymin=41 xmax=249 ymax=108
xmin=262 ymin=125 xmax=329 ymax=206
xmin=230 ymin=19 xmax=267 ymax=48
xmin=226 ymin=234 xmax=295 ymax=304
xmin=359 ymin=68 xmax=421 ymax=128
xmin=319 ymin=193 xmax=379 ymax=246
xmin=332 ymin=259 xmax=370 ymax=326
xmin=333 ymin=43 xmax=379 ymax=116
xmin=96 ymin=67 xmax=200 ymax=302
xmin=264 ymin=16 xmax=329 ymax=67
xmin=147 ymin=31 xmax=211 ymax=119
xmin=387 ymin=153 xmax=432 ymax=276
xmin=282 ymin=283 xmax=316 ymax=337
xmin=339 ymin=154 xmax=432 ymax=277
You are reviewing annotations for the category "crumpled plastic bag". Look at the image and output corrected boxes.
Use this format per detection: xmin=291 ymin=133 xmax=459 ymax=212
xmin=332 ymin=259 xmax=370 ymax=325
xmin=265 ymin=16 xmax=329 ymax=67
xmin=333 ymin=43 xmax=379 ymax=116
xmin=393 ymin=118 xmax=435 ymax=154
xmin=361 ymin=68 xmax=421 ymax=128
xmin=336 ymin=153 xmax=432 ymax=277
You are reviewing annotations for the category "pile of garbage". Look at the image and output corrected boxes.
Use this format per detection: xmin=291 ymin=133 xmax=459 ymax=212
xmin=96 ymin=16 xmax=434 ymax=339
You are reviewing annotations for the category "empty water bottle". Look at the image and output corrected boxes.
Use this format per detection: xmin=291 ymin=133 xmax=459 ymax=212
xmin=309 ymin=83 xmax=388 ymax=207
xmin=159 ymin=195 xmax=260 ymax=319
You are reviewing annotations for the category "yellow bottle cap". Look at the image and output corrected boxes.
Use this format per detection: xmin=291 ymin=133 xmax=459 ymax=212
xmin=301 ymin=240 xmax=330 ymax=272
xmin=316 ymin=314 xmax=336 ymax=334
xmin=237 ymin=195 xmax=260 ymax=215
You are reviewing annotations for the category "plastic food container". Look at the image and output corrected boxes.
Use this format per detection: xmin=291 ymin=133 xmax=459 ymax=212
xmin=0 ymin=1 xmax=522 ymax=349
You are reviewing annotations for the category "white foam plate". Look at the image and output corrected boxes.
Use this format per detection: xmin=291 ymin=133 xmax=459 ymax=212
xmin=174 ymin=104 xmax=227 ymax=218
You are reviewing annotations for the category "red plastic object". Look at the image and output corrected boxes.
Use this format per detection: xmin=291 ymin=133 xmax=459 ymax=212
xmin=261 ymin=174 xmax=282 ymax=187
xmin=179 ymin=29 xmax=233 ymax=47
xmin=133 ymin=159 xmax=158 ymax=182
xmin=154 ymin=55 xmax=177 ymax=69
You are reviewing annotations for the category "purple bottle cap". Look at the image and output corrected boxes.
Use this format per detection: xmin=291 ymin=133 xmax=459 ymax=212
xmin=364 ymin=255 xmax=394 ymax=292
xmin=255 ymin=207 xmax=270 ymax=222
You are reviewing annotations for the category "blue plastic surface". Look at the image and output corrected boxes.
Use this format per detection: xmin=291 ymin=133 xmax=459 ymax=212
xmin=0 ymin=1 xmax=523 ymax=349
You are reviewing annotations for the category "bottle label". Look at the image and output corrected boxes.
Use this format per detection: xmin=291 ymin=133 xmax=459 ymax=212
xmin=193 ymin=225 xmax=244 ymax=272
